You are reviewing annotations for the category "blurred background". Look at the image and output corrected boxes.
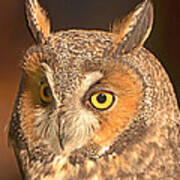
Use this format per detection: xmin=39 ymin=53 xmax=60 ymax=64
xmin=0 ymin=0 xmax=179 ymax=179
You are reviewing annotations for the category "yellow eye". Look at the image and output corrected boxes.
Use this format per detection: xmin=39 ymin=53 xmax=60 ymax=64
xmin=90 ymin=91 xmax=115 ymax=110
xmin=40 ymin=83 xmax=53 ymax=104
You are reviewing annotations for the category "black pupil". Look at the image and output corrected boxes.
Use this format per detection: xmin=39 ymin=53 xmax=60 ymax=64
xmin=43 ymin=86 xmax=51 ymax=97
xmin=97 ymin=93 xmax=106 ymax=104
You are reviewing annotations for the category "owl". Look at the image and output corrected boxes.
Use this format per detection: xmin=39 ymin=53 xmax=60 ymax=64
xmin=8 ymin=0 xmax=180 ymax=179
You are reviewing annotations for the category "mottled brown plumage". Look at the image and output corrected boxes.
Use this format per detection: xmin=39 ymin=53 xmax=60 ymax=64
xmin=8 ymin=0 xmax=180 ymax=179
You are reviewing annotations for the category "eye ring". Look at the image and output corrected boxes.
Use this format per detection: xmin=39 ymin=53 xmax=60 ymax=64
xmin=40 ymin=82 xmax=53 ymax=104
xmin=89 ymin=91 xmax=115 ymax=111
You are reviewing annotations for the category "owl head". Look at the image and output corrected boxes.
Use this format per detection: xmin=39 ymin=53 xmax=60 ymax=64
xmin=9 ymin=0 xmax=180 ymax=179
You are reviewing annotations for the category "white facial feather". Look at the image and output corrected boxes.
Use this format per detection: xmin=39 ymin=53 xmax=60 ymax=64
xmin=59 ymin=72 xmax=103 ymax=153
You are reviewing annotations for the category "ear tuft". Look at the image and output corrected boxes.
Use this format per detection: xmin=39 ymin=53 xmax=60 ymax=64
xmin=112 ymin=0 xmax=154 ymax=54
xmin=25 ymin=0 xmax=51 ymax=44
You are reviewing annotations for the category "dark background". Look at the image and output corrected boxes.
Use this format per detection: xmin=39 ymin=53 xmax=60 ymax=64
xmin=0 ymin=0 xmax=179 ymax=179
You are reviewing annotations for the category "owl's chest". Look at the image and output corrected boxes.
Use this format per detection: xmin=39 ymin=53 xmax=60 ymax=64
xmin=41 ymin=154 xmax=127 ymax=180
